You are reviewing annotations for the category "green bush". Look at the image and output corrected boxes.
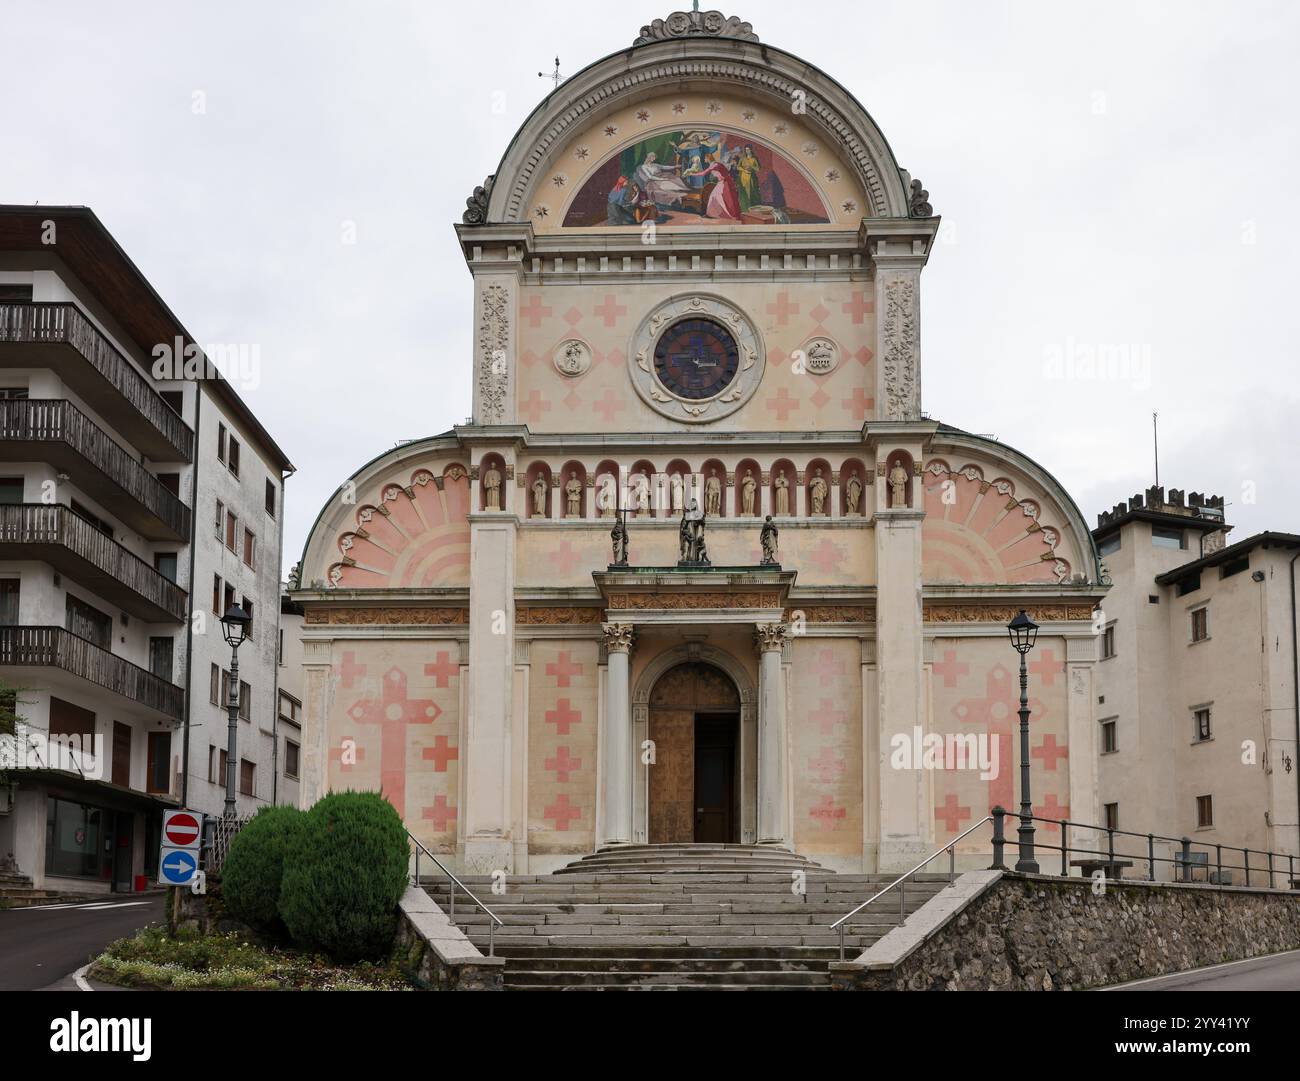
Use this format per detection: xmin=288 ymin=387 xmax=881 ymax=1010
xmin=220 ymin=804 xmax=303 ymax=936
xmin=278 ymin=791 xmax=410 ymax=962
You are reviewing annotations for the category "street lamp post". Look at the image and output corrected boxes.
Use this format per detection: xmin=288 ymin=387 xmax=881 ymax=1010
xmin=1007 ymin=608 xmax=1040 ymax=873
xmin=220 ymin=604 xmax=252 ymax=819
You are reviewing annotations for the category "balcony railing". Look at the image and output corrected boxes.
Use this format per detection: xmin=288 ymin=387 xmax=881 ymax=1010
xmin=0 ymin=626 xmax=184 ymax=721
xmin=0 ymin=302 xmax=194 ymax=462
xmin=0 ymin=504 xmax=187 ymax=622
xmin=0 ymin=399 xmax=191 ymax=540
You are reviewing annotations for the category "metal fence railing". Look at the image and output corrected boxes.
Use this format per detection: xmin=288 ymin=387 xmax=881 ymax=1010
xmin=202 ymin=814 xmax=254 ymax=875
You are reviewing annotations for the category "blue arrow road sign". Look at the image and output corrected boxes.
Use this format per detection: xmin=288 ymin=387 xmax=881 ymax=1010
xmin=160 ymin=848 xmax=198 ymax=885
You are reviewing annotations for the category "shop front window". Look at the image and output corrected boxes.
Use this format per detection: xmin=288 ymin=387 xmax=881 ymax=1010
xmin=44 ymin=797 xmax=107 ymax=879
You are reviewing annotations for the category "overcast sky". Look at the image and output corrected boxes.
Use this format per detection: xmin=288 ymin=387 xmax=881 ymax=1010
xmin=4 ymin=0 xmax=1297 ymax=566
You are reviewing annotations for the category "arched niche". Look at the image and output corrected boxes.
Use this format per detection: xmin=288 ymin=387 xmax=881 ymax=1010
xmin=559 ymin=460 xmax=588 ymax=519
xmin=805 ymin=457 xmax=833 ymax=517
xmin=840 ymin=457 xmax=869 ymax=518
xmin=524 ymin=461 xmax=552 ymax=519
xmin=771 ymin=458 xmax=797 ymax=518
xmin=735 ymin=458 xmax=762 ymax=517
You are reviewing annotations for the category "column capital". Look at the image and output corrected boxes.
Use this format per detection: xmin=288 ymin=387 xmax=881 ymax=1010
xmin=754 ymin=622 xmax=788 ymax=653
xmin=602 ymin=622 xmax=635 ymax=654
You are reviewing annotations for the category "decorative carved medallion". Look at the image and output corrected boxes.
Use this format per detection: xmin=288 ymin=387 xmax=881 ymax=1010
xmin=553 ymin=338 xmax=592 ymax=377
xmin=477 ymin=283 xmax=510 ymax=422
xmin=634 ymin=10 xmax=759 ymax=46
xmin=801 ymin=336 xmax=839 ymax=376
xmin=881 ymin=275 xmax=919 ymax=422
xmin=629 ymin=294 xmax=764 ymax=424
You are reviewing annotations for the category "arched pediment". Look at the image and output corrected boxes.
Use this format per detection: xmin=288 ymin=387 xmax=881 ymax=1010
xmin=298 ymin=437 xmax=471 ymax=592
xmin=475 ymin=15 xmax=916 ymax=228
xmin=921 ymin=431 xmax=1102 ymax=587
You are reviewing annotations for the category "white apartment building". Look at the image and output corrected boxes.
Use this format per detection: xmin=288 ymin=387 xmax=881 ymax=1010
xmin=0 ymin=205 xmax=294 ymax=894
xmin=1093 ymin=485 xmax=1300 ymax=877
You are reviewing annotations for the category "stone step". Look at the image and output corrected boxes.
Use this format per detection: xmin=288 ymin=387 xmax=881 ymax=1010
xmin=419 ymin=872 xmax=952 ymax=886
xmin=486 ymin=944 xmax=846 ymax=960
xmin=509 ymin=982 xmax=832 ymax=991
xmin=505 ymin=968 xmax=831 ymax=988
xmin=487 ymin=955 xmax=831 ymax=973
xmin=468 ymin=933 xmax=882 ymax=949
xmin=448 ymin=910 xmax=920 ymax=928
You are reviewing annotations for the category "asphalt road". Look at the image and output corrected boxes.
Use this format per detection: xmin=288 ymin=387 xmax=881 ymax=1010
xmin=1106 ymin=950 xmax=1300 ymax=991
xmin=0 ymin=894 xmax=164 ymax=991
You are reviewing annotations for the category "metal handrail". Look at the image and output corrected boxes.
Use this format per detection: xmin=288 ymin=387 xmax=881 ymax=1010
xmin=829 ymin=815 xmax=994 ymax=961
xmin=407 ymin=830 xmax=503 ymax=957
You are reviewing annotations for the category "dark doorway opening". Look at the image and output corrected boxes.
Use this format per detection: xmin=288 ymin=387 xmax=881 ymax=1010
xmin=694 ymin=713 xmax=738 ymax=843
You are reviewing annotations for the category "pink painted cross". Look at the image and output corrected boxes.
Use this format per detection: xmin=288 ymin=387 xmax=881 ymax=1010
xmin=545 ymin=698 xmax=582 ymax=736
xmin=809 ymin=795 xmax=846 ymax=832
xmin=421 ymin=735 xmax=458 ymax=773
xmin=810 ymin=698 xmax=848 ymax=736
xmin=933 ymin=649 xmax=970 ymax=688
xmin=1031 ymin=734 xmax=1068 ymax=772
xmin=812 ymin=648 xmax=845 ymax=687
xmin=425 ymin=650 xmax=458 ymax=688
xmin=593 ymin=294 xmax=627 ymax=327
xmin=544 ymin=793 xmax=583 ymax=831
xmin=519 ymin=389 xmax=552 ymax=425
xmin=807 ymin=539 xmax=846 ymax=576
xmin=545 ymin=746 xmax=582 ymax=782
xmin=1028 ymin=649 xmax=1065 ymax=686
xmin=592 ymin=388 xmax=627 ymax=424
xmin=520 ymin=295 xmax=552 ymax=329
xmin=546 ymin=650 xmax=584 ymax=687
xmin=842 ymin=291 xmax=874 ymax=324
xmin=935 ymin=792 xmax=972 ymax=833
xmin=422 ymin=795 xmax=457 ymax=832
xmin=549 ymin=540 xmax=582 ymax=577
xmin=765 ymin=388 xmax=800 ymax=421
xmin=329 ymin=739 xmax=366 ymax=772
xmin=1033 ymin=793 xmax=1069 ymax=833
xmin=767 ymin=291 xmax=800 ymax=326
xmin=841 ymin=387 xmax=874 ymax=421
xmin=340 ymin=650 xmax=367 ymax=689
xmin=346 ymin=667 xmax=441 ymax=814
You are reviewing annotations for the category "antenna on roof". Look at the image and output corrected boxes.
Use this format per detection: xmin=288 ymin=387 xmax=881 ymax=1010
xmin=1152 ymin=412 xmax=1160 ymax=488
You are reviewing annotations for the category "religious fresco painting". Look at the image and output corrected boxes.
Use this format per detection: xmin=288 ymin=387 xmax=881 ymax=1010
xmin=562 ymin=128 xmax=831 ymax=227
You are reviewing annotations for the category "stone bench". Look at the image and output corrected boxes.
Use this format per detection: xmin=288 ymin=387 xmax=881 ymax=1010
xmin=1071 ymin=858 xmax=1133 ymax=880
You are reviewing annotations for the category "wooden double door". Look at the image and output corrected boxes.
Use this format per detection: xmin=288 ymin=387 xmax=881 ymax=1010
xmin=647 ymin=662 xmax=740 ymax=844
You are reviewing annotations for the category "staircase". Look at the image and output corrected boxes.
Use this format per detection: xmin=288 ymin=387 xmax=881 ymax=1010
xmin=0 ymin=868 xmax=103 ymax=908
xmin=420 ymin=844 xmax=949 ymax=990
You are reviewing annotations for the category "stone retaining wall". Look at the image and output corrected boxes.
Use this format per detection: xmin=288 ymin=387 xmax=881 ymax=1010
xmin=395 ymin=887 xmax=504 ymax=990
xmin=830 ymin=870 xmax=1300 ymax=991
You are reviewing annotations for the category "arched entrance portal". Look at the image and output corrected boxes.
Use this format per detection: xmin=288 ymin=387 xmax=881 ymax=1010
xmin=647 ymin=662 xmax=742 ymax=844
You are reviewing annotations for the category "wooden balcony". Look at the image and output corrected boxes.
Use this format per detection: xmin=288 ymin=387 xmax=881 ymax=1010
xmin=0 ymin=505 xmax=187 ymax=623
xmin=0 ymin=626 xmax=184 ymax=722
xmin=0 ymin=399 xmax=191 ymax=540
xmin=0 ymin=303 xmax=194 ymax=462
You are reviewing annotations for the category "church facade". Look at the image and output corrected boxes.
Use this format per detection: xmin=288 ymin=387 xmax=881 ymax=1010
xmin=293 ymin=9 xmax=1106 ymax=874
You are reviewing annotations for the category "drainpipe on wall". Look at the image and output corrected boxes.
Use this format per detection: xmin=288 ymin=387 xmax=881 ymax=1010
xmin=180 ymin=386 xmax=204 ymax=810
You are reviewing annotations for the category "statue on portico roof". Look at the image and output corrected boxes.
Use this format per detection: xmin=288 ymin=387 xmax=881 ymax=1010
xmin=678 ymin=498 xmax=710 ymax=566
xmin=760 ymin=515 xmax=779 ymax=566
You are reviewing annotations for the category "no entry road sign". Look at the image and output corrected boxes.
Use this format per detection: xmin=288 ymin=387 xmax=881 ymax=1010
xmin=159 ymin=848 xmax=198 ymax=886
xmin=163 ymin=809 xmax=203 ymax=849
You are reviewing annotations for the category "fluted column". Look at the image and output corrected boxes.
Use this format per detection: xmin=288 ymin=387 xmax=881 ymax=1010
xmin=755 ymin=622 xmax=789 ymax=846
xmin=601 ymin=623 xmax=635 ymax=846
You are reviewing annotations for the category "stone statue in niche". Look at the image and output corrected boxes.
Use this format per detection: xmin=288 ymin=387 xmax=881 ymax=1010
xmin=610 ymin=513 xmax=629 ymax=566
xmin=484 ymin=463 xmax=502 ymax=510
xmin=774 ymin=469 xmax=790 ymax=516
xmin=740 ymin=469 xmax=757 ymax=516
xmin=809 ymin=468 xmax=828 ymax=515
xmin=670 ymin=472 xmax=684 ymax=513
xmin=633 ymin=472 xmax=651 ymax=515
xmin=760 ymin=515 xmax=779 ymax=566
xmin=888 ymin=459 xmax=910 ymax=508
xmin=565 ymin=472 xmax=583 ymax=518
xmin=678 ymin=498 xmax=709 ymax=565
xmin=704 ymin=468 xmax=722 ymax=516
xmin=597 ymin=474 xmax=617 ymax=518
xmin=531 ymin=474 xmax=547 ymax=518
xmin=845 ymin=471 xmax=863 ymax=516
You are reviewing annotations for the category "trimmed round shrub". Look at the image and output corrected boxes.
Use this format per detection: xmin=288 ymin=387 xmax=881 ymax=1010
xmin=278 ymin=791 xmax=410 ymax=962
xmin=220 ymin=804 xmax=303 ymax=936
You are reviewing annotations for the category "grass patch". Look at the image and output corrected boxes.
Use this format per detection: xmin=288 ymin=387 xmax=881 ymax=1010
xmin=89 ymin=926 xmax=414 ymax=991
